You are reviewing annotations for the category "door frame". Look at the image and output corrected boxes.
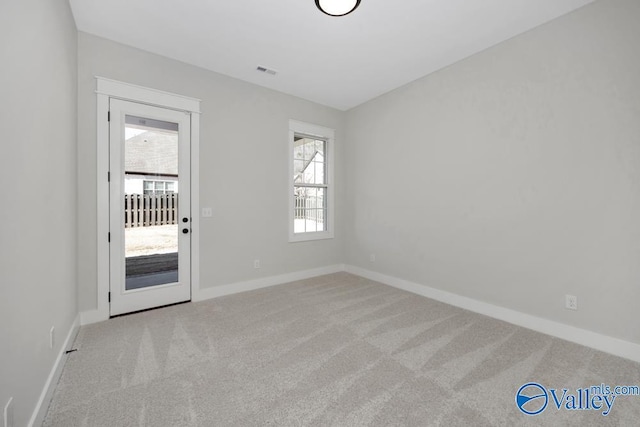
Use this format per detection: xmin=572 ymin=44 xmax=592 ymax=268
xmin=94 ymin=77 xmax=201 ymax=322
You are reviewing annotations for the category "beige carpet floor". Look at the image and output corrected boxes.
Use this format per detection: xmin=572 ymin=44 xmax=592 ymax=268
xmin=44 ymin=273 xmax=640 ymax=426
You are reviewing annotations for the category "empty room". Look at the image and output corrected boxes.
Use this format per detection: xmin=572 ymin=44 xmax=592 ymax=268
xmin=2 ymin=0 xmax=640 ymax=425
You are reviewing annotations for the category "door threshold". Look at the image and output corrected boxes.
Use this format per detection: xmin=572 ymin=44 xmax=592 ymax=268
xmin=109 ymin=299 xmax=191 ymax=318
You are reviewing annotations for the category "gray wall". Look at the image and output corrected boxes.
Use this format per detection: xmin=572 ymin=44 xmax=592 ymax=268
xmin=345 ymin=0 xmax=640 ymax=345
xmin=0 ymin=0 xmax=78 ymax=425
xmin=1 ymin=3 xmax=638 ymax=424
xmin=77 ymin=32 xmax=345 ymax=312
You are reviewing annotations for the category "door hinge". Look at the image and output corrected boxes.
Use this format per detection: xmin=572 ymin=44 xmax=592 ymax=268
xmin=108 ymin=292 xmax=111 ymax=303
xmin=107 ymin=171 xmax=110 ymax=182
xmin=108 ymin=232 xmax=111 ymax=242
xmin=107 ymin=111 xmax=111 ymax=122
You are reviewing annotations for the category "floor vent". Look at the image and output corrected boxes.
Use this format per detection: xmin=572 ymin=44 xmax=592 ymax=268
xmin=256 ymin=65 xmax=277 ymax=75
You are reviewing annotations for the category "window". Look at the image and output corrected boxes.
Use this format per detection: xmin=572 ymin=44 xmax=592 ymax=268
xmin=143 ymin=180 xmax=176 ymax=195
xmin=289 ymin=120 xmax=334 ymax=242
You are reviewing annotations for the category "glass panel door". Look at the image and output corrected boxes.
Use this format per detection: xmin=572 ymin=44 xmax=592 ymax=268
xmin=109 ymin=99 xmax=191 ymax=316
xmin=124 ymin=115 xmax=179 ymax=290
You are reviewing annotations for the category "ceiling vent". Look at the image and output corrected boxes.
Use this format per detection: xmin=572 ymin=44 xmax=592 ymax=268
xmin=256 ymin=65 xmax=277 ymax=76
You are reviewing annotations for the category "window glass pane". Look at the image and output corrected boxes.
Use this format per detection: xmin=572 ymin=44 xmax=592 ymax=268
xmin=294 ymin=136 xmax=327 ymax=184
xmin=306 ymin=188 xmax=316 ymax=232
xmin=293 ymin=159 xmax=304 ymax=183
xmin=303 ymin=138 xmax=314 ymax=162
xmin=306 ymin=214 xmax=318 ymax=232
xmin=315 ymin=186 xmax=326 ymax=231
xmin=305 ymin=160 xmax=316 ymax=184
xmin=293 ymin=190 xmax=304 ymax=233
xmin=293 ymin=186 xmax=326 ymax=234
xmin=144 ymin=181 xmax=153 ymax=190
xmin=316 ymin=187 xmax=325 ymax=208
xmin=294 ymin=141 xmax=304 ymax=160
xmin=314 ymin=161 xmax=325 ymax=185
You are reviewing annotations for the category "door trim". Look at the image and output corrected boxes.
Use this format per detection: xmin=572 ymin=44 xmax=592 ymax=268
xmin=96 ymin=77 xmax=201 ymax=322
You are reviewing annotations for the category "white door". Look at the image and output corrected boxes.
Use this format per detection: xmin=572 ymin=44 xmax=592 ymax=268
xmin=109 ymin=99 xmax=191 ymax=316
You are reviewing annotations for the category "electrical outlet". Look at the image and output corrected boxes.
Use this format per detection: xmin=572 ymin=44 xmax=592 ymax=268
xmin=254 ymin=259 xmax=260 ymax=269
xmin=565 ymin=295 xmax=578 ymax=311
xmin=202 ymin=207 xmax=212 ymax=217
xmin=369 ymin=254 xmax=376 ymax=263
xmin=50 ymin=326 xmax=55 ymax=349
xmin=4 ymin=397 xmax=14 ymax=427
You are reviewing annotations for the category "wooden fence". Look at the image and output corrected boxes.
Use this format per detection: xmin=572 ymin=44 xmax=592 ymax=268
xmin=125 ymin=194 xmax=321 ymax=228
xmin=125 ymin=194 xmax=178 ymax=228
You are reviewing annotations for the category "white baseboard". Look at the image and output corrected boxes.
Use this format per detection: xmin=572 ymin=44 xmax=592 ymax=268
xmin=345 ymin=265 xmax=640 ymax=363
xmin=80 ymin=264 xmax=346 ymax=325
xmin=80 ymin=308 xmax=108 ymax=326
xmin=79 ymin=262 xmax=639 ymax=362
xmin=29 ymin=314 xmax=81 ymax=427
xmin=194 ymin=264 xmax=346 ymax=301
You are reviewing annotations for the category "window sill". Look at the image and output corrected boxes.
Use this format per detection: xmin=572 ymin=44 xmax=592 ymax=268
xmin=289 ymin=231 xmax=334 ymax=243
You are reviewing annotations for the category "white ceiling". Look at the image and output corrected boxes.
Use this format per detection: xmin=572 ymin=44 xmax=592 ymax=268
xmin=69 ymin=0 xmax=595 ymax=111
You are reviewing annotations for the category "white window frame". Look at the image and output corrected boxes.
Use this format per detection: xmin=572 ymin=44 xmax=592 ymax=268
xmin=289 ymin=120 xmax=335 ymax=242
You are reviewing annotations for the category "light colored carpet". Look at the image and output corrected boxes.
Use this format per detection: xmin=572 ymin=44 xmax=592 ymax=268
xmin=44 ymin=273 xmax=640 ymax=426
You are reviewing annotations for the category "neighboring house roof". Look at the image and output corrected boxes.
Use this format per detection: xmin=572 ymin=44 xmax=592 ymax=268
xmin=125 ymin=131 xmax=178 ymax=176
xmin=294 ymin=151 xmax=324 ymax=184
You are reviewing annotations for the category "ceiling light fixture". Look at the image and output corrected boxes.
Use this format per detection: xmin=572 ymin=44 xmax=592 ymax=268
xmin=315 ymin=0 xmax=361 ymax=17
